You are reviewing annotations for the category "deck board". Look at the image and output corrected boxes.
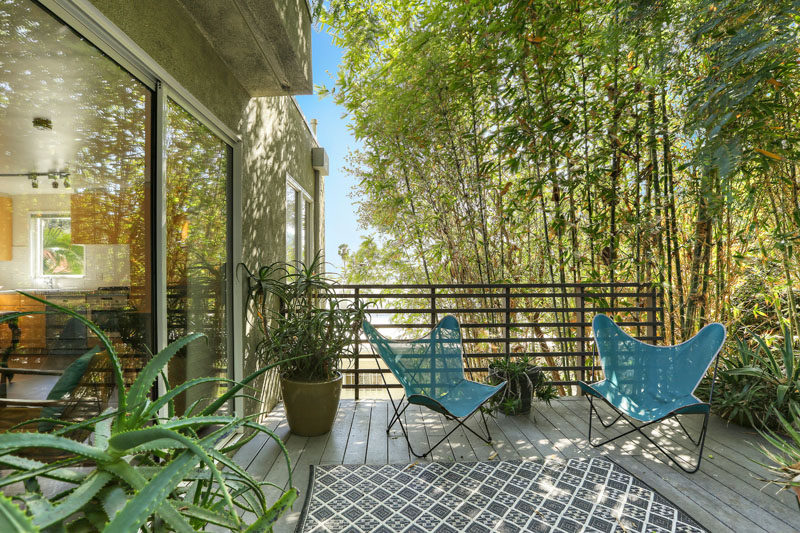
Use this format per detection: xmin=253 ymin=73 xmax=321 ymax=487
xmin=237 ymin=398 xmax=799 ymax=533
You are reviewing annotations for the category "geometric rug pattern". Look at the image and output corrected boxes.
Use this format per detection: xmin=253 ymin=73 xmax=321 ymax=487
xmin=296 ymin=457 xmax=707 ymax=532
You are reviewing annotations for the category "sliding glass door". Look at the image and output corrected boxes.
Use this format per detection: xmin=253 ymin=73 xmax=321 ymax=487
xmin=0 ymin=0 xmax=153 ymax=426
xmin=0 ymin=0 xmax=238 ymax=425
xmin=165 ymin=99 xmax=231 ymax=415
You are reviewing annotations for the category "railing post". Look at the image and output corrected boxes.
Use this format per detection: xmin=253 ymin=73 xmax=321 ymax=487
xmin=430 ymin=286 xmax=436 ymax=328
xmin=354 ymin=286 xmax=360 ymax=400
xmin=577 ymin=285 xmax=586 ymax=386
xmin=504 ymin=286 xmax=511 ymax=365
xmin=646 ymin=285 xmax=656 ymax=344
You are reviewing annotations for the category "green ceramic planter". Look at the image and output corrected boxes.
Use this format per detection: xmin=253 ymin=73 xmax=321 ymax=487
xmin=280 ymin=372 xmax=342 ymax=436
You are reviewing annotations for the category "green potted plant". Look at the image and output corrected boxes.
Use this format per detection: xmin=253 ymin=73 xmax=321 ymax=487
xmin=0 ymin=292 xmax=296 ymax=532
xmin=243 ymin=255 xmax=366 ymax=437
xmin=487 ymin=355 xmax=558 ymax=416
xmin=758 ymin=404 xmax=800 ymax=511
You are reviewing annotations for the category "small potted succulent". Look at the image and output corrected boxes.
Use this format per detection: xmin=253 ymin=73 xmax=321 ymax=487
xmin=487 ymin=355 xmax=558 ymax=416
xmin=243 ymin=254 xmax=366 ymax=436
xmin=759 ymin=405 xmax=800 ymax=511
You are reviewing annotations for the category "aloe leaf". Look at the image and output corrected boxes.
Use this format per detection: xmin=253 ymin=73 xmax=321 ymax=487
xmin=145 ymin=377 xmax=235 ymax=419
xmin=53 ymin=408 xmax=119 ymax=437
xmin=8 ymin=417 xmax=69 ymax=432
xmin=0 ymin=311 xmax=47 ymax=324
xmin=94 ymin=408 xmax=114 ymax=451
xmin=0 ymin=493 xmax=37 ymax=532
xmin=243 ymin=488 xmax=297 ymax=533
xmin=102 ymin=455 xmax=197 ymax=533
xmin=126 ymin=439 xmax=189 ymax=455
xmin=0 ymin=456 xmax=84 ymax=488
xmin=17 ymin=291 xmax=125 ymax=414
xmin=108 ymin=428 xmax=238 ymax=527
xmin=0 ymin=434 xmax=110 ymax=462
xmin=169 ymin=501 xmax=239 ymax=529
xmin=40 ymin=347 xmax=102 ymax=431
xmin=126 ymin=333 xmax=205 ymax=424
xmin=201 ymin=356 xmax=307 ymax=416
xmin=32 ymin=471 xmax=112 ymax=529
xmin=243 ymin=420 xmax=295 ymax=488
xmin=159 ymin=415 xmax=234 ymax=431
xmin=101 ymin=486 xmax=128 ymax=521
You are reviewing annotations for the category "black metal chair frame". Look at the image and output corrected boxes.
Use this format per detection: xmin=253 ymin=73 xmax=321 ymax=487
xmin=373 ymin=352 xmax=494 ymax=459
xmin=585 ymin=356 xmax=720 ymax=474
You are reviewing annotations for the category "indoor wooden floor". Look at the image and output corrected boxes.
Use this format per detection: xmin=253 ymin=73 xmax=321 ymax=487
xmin=233 ymin=397 xmax=799 ymax=533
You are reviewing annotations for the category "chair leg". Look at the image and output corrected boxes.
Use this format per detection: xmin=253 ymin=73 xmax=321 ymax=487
xmin=387 ymin=398 xmax=410 ymax=433
xmin=586 ymin=397 xmax=710 ymax=474
xmin=392 ymin=406 xmax=494 ymax=459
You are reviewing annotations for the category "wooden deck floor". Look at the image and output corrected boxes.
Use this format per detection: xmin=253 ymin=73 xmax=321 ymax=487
xmin=233 ymin=397 xmax=799 ymax=532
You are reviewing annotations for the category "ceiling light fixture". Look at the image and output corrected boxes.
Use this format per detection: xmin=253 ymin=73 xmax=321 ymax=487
xmin=32 ymin=117 xmax=53 ymax=130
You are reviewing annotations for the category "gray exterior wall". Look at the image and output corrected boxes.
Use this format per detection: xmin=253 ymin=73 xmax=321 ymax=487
xmin=89 ymin=0 xmax=323 ymax=415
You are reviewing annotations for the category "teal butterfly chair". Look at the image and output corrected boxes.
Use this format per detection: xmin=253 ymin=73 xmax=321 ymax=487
xmin=362 ymin=315 xmax=506 ymax=458
xmin=579 ymin=314 xmax=726 ymax=473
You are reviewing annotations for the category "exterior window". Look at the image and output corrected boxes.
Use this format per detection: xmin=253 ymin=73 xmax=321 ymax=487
xmin=286 ymin=177 xmax=312 ymax=264
xmin=33 ymin=216 xmax=85 ymax=277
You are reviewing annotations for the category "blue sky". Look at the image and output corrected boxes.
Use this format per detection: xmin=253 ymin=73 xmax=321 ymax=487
xmin=295 ymin=28 xmax=364 ymax=276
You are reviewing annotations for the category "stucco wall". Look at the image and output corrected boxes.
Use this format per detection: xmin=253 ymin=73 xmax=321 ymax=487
xmin=240 ymin=96 xmax=319 ymax=414
xmin=89 ymin=0 xmax=323 ymax=416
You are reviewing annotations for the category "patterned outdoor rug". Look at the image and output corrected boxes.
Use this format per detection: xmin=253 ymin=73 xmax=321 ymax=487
xmin=295 ymin=457 xmax=707 ymax=533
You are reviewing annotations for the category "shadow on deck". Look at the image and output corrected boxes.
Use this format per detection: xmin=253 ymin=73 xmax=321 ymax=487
xmin=234 ymin=397 xmax=798 ymax=532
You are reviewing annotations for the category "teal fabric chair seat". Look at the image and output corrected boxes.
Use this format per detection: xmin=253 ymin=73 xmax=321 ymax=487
xmin=362 ymin=315 xmax=505 ymax=458
xmin=579 ymin=382 xmax=710 ymax=421
xmin=409 ymin=379 xmax=503 ymax=419
xmin=580 ymin=314 xmax=726 ymax=473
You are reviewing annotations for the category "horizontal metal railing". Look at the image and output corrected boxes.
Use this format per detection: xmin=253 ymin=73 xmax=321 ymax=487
xmin=338 ymin=282 xmax=663 ymax=399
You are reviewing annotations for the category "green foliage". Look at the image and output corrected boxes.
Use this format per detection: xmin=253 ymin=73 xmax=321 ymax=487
xmin=41 ymin=223 xmax=84 ymax=276
xmin=0 ymin=293 xmax=296 ymax=532
xmin=486 ymin=357 xmax=558 ymax=416
xmin=321 ymin=0 xmax=800 ymax=385
xmin=243 ymin=253 xmax=368 ymax=382
xmin=709 ymin=327 xmax=800 ymax=429
xmin=757 ymin=404 xmax=800 ymax=509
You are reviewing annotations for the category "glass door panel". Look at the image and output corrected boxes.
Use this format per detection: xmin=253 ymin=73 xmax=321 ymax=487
xmin=0 ymin=0 xmax=153 ymax=429
xmin=165 ymin=99 xmax=230 ymax=415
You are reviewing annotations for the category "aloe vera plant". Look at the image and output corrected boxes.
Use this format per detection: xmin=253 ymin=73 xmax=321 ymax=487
xmin=758 ymin=404 xmax=800 ymax=511
xmin=0 ymin=292 xmax=298 ymax=532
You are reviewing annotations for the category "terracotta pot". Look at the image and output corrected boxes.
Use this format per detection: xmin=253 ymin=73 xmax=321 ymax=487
xmin=280 ymin=372 xmax=342 ymax=436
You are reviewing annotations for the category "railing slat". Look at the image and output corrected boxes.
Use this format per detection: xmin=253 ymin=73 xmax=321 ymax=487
xmin=342 ymin=282 xmax=663 ymax=396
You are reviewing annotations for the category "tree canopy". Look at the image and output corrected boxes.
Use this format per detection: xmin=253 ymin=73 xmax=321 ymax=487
xmin=319 ymin=0 xmax=800 ymax=346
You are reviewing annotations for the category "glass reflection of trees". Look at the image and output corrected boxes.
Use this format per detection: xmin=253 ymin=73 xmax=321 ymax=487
xmin=165 ymin=100 xmax=229 ymax=415
xmin=0 ymin=0 xmax=152 ymax=422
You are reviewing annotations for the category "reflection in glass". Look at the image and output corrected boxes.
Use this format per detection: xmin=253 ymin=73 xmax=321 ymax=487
xmin=286 ymin=188 xmax=297 ymax=262
xmin=166 ymin=100 xmax=230 ymax=415
xmin=36 ymin=216 xmax=85 ymax=276
xmin=0 ymin=0 xmax=152 ymax=430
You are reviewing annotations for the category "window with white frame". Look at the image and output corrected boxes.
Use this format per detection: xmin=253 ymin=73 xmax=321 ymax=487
xmin=32 ymin=215 xmax=85 ymax=277
xmin=286 ymin=176 xmax=313 ymax=265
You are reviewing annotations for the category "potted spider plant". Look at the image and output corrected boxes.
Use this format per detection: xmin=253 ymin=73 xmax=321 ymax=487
xmin=242 ymin=254 xmax=366 ymax=436
xmin=487 ymin=355 xmax=558 ymax=416
xmin=758 ymin=405 xmax=800 ymax=511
